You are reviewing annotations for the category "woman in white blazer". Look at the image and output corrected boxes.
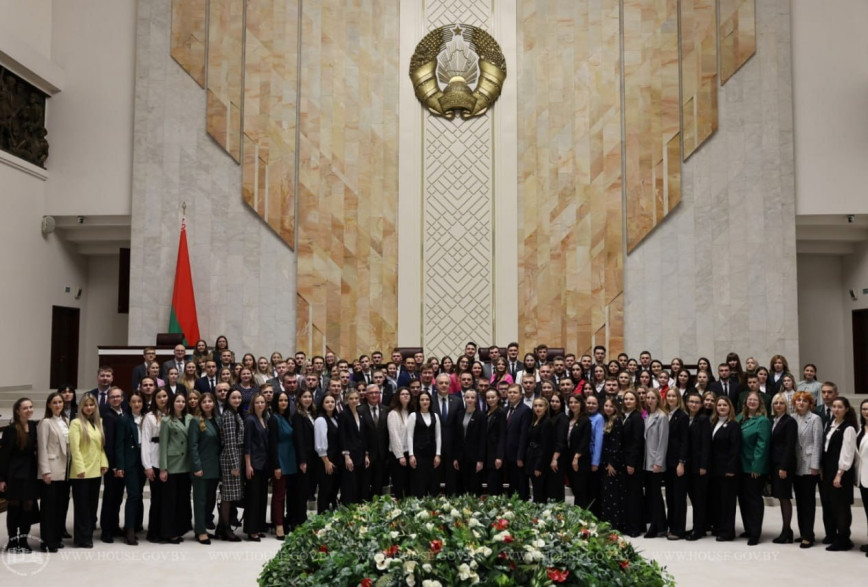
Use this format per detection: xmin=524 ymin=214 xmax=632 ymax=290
xmin=38 ymin=392 xmax=71 ymax=552
xmin=856 ymin=399 xmax=868 ymax=557
xmin=643 ymin=388 xmax=669 ymax=538
xmin=792 ymin=391 xmax=824 ymax=548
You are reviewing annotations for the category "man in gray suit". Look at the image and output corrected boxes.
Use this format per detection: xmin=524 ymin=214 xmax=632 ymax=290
xmin=161 ymin=344 xmax=188 ymax=380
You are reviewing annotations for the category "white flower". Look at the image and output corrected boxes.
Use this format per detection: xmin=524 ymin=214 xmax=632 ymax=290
xmin=359 ymin=526 xmax=368 ymax=536
xmin=389 ymin=508 xmax=403 ymax=520
xmin=467 ymin=518 xmax=482 ymax=528
xmin=449 ymin=508 xmax=461 ymax=519
xmin=523 ymin=552 xmax=534 ymax=563
xmin=493 ymin=530 xmax=511 ymax=542
xmin=422 ymin=563 xmax=433 ymax=573
xmin=390 ymin=530 xmax=399 ymax=539
xmin=422 ymin=580 xmax=443 ymax=587
xmin=404 ymin=560 xmax=417 ymax=574
xmin=502 ymin=511 xmax=515 ymax=520
xmin=425 ymin=522 xmax=435 ymax=531
xmin=374 ymin=552 xmax=389 ymax=570
xmin=532 ymin=538 xmax=545 ymax=548
xmin=458 ymin=563 xmax=473 ymax=580
xmin=463 ymin=507 xmax=473 ymax=516
xmin=478 ymin=546 xmax=492 ymax=557
xmin=416 ymin=511 xmax=430 ymax=520
xmin=469 ymin=560 xmax=478 ymax=570
xmin=407 ymin=577 xmax=416 ymax=587
xmin=472 ymin=530 xmax=481 ymax=539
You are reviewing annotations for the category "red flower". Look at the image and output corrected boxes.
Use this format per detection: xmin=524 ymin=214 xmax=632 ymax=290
xmin=492 ymin=518 xmax=509 ymax=530
xmin=430 ymin=539 xmax=443 ymax=554
xmin=547 ymin=568 xmax=570 ymax=583
xmin=361 ymin=580 xmax=373 ymax=587
xmin=385 ymin=544 xmax=400 ymax=557
xmin=609 ymin=533 xmax=619 ymax=542
xmin=503 ymin=533 xmax=514 ymax=544
xmin=580 ymin=529 xmax=590 ymax=539
xmin=498 ymin=551 xmax=509 ymax=560
xmin=509 ymin=561 xmax=516 ymax=571
xmin=454 ymin=520 xmax=463 ymax=528
xmin=318 ymin=545 xmax=329 ymax=553
xmin=619 ymin=560 xmax=630 ymax=570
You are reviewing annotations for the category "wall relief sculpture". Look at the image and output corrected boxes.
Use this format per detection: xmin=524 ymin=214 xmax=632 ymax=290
xmin=0 ymin=67 xmax=49 ymax=168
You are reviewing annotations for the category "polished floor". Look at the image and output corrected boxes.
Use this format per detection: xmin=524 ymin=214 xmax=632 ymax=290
xmin=1 ymin=501 xmax=866 ymax=585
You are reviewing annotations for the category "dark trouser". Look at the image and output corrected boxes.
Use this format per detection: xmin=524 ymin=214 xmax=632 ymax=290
xmin=192 ymin=477 xmax=218 ymax=535
xmin=819 ymin=473 xmax=837 ymax=540
xmin=506 ymin=460 xmax=528 ymax=500
xmin=645 ymin=471 xmax=667 ymax=533
xmin=412 ymin=455 xmax=438 ymax=498
xmin=391 ymin=455 xmax=411 ymax=499
xmin=340 ymin=454 xmax=369 ymax=505
xmin=860 ymin=486 xmax=868 ymax=541
xmin=529 ymin=470 xmax=547 ymax=502
xmin=316 ymin=461 xmax=340 ymax=513
xmin=5 ymin=502 xmax=34 ymax=546
xmin=546 ymin=468 xmax=565 ymax=502
xmin=687 ymin=472 xmax=708 ymax=535
xmin=368 ymin=457 xmax=386 ymax=498
xmin=122 ymin=466 xmax=145 ymax=531
xmin=146 ymin=470 xmax=163 ymax=540
xmin=485 ymin=464 xmax=503 ymax=496
xmin=438 ymin=452 xmax=457 ymax=496
xmin=793 ymin=474 xmax=818 ymax=541
xmin=271 ymin=474 xmax=288 ymax=528
xmin=40 ymin=480 xmax=69 ymax=547
xmin=459 ymin=459 xmax=481 ymax=496
xmin=71 ymin=477 xmax=101 ymax=545
xmin=666 ymin=468 xmax=688 ymax=536
xmin=738 ymin=473 xmax=765 ymax=540
xmin=243 ymin=469 xmax=269 ymax=535
xmin=713 ymin=475 xmax=738 ymax=539
xmin=289 ymin=469 xmax=309 ymax=529
xmin=567 ymin=467 xmax=589 ymax=508
xmin=824 ymin=479 xmax=852 ymax=543
xmin=161 ymin=472 xmax=192 ymax=539
xmin=624 ymin=469 xmax=644 ymax=535
xmin=588 ymin=468 xmax=602 ymax=517
xmin=99 ymin=470 xmax=125 ymax=538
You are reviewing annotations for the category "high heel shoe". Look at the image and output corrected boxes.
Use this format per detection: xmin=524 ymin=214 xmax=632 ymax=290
xmin=247 ymin=534 xmax=261 ymax=542
xmin=220 ymin=530 xmax=241 ymax=542
xmin=125 ymin=528 xmax=138 ymax=546
xmin=197 ymin=535 xmax=211 ymax=545
xmin=772 ymin=529 xmax=793 ymax=544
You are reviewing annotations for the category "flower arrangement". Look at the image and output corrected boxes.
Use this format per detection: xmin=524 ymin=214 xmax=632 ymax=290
xmin=259 ymin=495 xmax=673 ymax=586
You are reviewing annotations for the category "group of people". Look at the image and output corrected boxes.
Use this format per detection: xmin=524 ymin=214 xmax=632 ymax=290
xmin=1 ymin=338 xmax=867 ymax=558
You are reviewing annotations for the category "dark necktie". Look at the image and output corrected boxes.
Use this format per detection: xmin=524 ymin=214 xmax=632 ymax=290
xmin=723 ymin=381 xmax=728 ymax=396
xmin=210 ymin=378 xmax=215 ymax=392
xmin=336 ymin=402 xmax=343 ymax=414
xmin=441 ymin=397 xmax=448 ymax=420
xmin=372 ymin=406 xmax=378 ymax=425
xmin=507 ymin=406 xmax=514 ymax=422
xmin=99 ymin=392 xmax=106 ymax=408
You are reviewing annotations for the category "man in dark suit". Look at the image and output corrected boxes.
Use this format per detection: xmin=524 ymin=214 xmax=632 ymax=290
xmin=130 ymin=347 xmax=157 ymax=392
xmin=396 ymin=356 xmax=418 ymax=388
xmin=482 ymin=345 xmax=501 ymax=380
xmin=503 ymin=383 xmax=530 ymax=499
xmin=318 ymin=379 xmax=344 ymax=413
xmin=418 ymin=366 xmax=436 ymax=396
xmin=815 ymin=381 xmax=839 ymax=543
xmin=161 ymin=344 xmax=188 ymax=380
xmin=303 ymin=373 xmax=323 ymax=403
xmin=217 ymin=349 xmax=234 ymax=372
xmin=359 ymin=384 xmax=390 ymax=498
xmin=434 ymin=374 xmax=463 ymax=495
xmin=373 ymin=370 xmax=394 ymax=407
xmin=710 ymin=364 xmax=741 ymax=404
xmin=194 ymin=360 xmax=219 ymax=394
xmin=88 ymin=366 xmax=115 ymax=414
xmin=505 ymin=342 xmax=521 ymax=381
xmin=100 ymin=387 xmax=127 ymax=543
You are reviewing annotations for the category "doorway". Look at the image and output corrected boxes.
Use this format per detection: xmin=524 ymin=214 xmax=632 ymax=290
xmin=853 ymin=309 xmax=868 ymax=395
xmin=50 ymin=305 xmax=80 ymax=389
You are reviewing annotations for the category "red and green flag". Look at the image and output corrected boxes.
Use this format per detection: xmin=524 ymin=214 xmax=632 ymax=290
xmin=168 ymin=219 xmax=201 ymax=345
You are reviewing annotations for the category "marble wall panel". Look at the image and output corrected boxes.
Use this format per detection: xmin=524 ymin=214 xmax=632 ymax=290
xmin=624 ymin=0 xmax=797 ymax=366
xmin=130 ymin=0 xmax=295 ymax=355
xmin=295 ymin=0 xmax=399 ymax=358
xmin=170 ymin=0 xmax=207 ymax=87
xmin=720 ymin=0 xmax=756 ymax=83
xmin=517 ymin=0 xmax=624 ymax=355
xmin=206 ymin=0 xmax=244 ymax=162
xmin=623 ymin=0 xmax=681 ymax=252
xmin=680 ymin=0 xmax=718 ymax=158
xmin=242 ymin=0 xmax=299 ymax=247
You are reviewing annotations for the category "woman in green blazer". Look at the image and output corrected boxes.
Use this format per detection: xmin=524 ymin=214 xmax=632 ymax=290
xmin=116 ymin=391 xmax=146 ymax=545
xmin=159 ymin=393 xmax=193 ymax=543
xmin=736 ymin=391 xmax=771 ymax=545
xmin=189 ymin=392 xmax=221 ymax=544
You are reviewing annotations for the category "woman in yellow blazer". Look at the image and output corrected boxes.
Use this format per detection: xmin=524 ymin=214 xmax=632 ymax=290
xmin=37 ymin=392 xmax=71 ymax=552
xmin=69 ymin=394 xmax=108 ymax=548
xmin=159 ymin=393 xmax=193 ymax=543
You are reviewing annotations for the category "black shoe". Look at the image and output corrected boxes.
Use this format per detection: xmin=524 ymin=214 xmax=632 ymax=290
xmin=772 ymin=529 xmax=794 ymax=544
xmin=197 ymin=536 xmax=211 ymax=545
xmin=685 ymin=533 xmax=703 ymax=541
xmin=76 ymin=542 xmax=93 ymax=549
xmin=716 ymin=534 xmax=734 ymax=542
xmin=100 ymin=534 xmax=114 ymax=544
xmin=822 ymin=535 xmax=836 ymax=545
xmin=667 ymin=533 xmax=684 ymax=541
xmin=739 ymin=531 xmax=749 ymax=538
xmin=826 ymin=540 xmax=853 ymax=552
xmin=860 ymin=544 xmax=868 ymax=553
xmin=62 ymin=530 xmax=72 ymax=539
xmin=166 ymin=537 xmax=183 ymax=544
xmin=800 ymin=540 xmax=814 ymax=549
xmin=220 ymin=531 xmax=241 ymax=542
xmin=247 ymin=534 xmax=261 ymax=542
xmin=206 ymin=521 xmax=216 ymax=530
xmin=747 ymin=537 xmax=759 ymax=546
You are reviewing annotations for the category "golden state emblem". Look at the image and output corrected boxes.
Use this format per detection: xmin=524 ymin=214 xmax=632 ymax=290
xmin=409 ymin=24 xmax=506 ymax=119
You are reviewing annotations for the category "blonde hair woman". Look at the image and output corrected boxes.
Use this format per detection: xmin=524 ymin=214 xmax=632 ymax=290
xmin=69 ymin=394 xmax=108 ymax=548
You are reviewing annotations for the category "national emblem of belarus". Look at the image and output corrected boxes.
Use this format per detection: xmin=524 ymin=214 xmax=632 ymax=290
xmin=409 ymin=24 xmax=506 ymax=119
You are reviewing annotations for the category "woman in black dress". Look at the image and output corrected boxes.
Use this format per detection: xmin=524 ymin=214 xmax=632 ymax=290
xmin=562 ymin=394 xmax=590 ymax=508
xmin=664 ymin=388 xmax=689 ymax=539
xmin=769 ymin=392 xmax=797 ymax=543
xmin=314 ymin=395 xmax=341 ymax=512
xmin=547 ymin=393 xmax=569 ymax=501
xmin=244 ymin=393 xmax=270 ymax=541
xmin=684 ymin=393 xmax=711 ymax=541
xmin=525 ymin=398 xmax=554 ymax=503
xmin=453 ymin=389 xmax=486 ymax=496
xmin=338 ymin=389 xmax=369 ymax=505
xmin=291 ymin=389 xmax=316 ymax=528
xmin=709 ymin=396 xmax=741 ymax=542
xmin=600 ymin=397 xmax=625 ymax=531
xmin=621 ymin=390 xmax=645 ymax=537
xmin=408 ymin=391 xmax=441 ymax=497
xmin=0 ymin=398 xmax=38 ymax=552
xmin=483 ymin=389 xmax=506 ymax=495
